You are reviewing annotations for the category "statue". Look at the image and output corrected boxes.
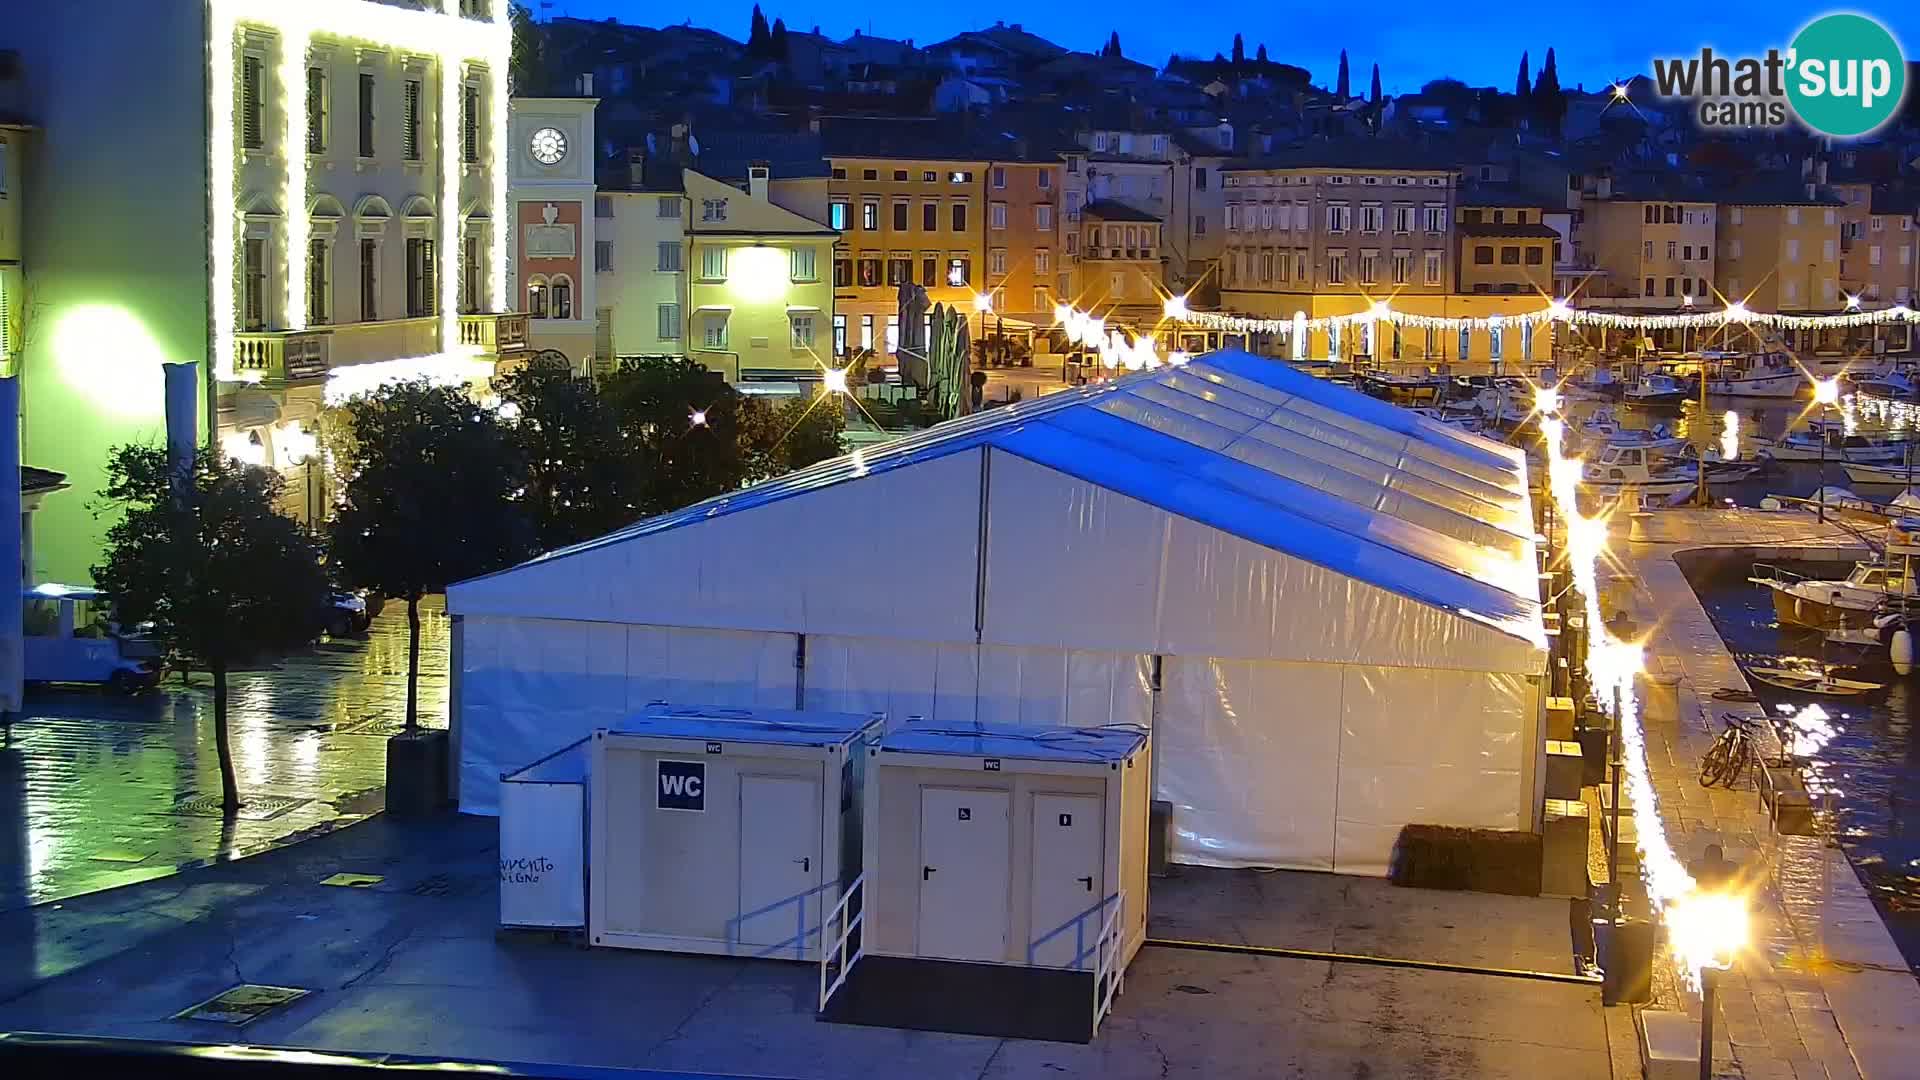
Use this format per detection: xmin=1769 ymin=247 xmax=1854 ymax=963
xmin=895 ymin=282 xmax=931 ymax=387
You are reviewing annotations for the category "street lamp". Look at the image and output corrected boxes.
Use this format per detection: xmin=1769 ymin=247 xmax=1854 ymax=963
xmin=1814 ymin=376 xmax=1842 ymax=521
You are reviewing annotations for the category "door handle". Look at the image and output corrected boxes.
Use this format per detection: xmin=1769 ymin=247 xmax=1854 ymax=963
xmin=1078 ymin=876 xmax=1093 ymax=891
xmin=795 ymin=857 xmax=810 ymax=873
xmin=923 ymin=866 xmax=936 ymax=881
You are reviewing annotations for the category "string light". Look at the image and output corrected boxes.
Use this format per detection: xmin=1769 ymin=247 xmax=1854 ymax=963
xmin=1176 ymin=297 xmax=1915 ymax=337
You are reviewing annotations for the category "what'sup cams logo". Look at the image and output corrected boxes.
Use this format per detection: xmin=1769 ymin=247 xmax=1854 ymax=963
xmin=1652 ymin=13 xmax=1907 ymax=137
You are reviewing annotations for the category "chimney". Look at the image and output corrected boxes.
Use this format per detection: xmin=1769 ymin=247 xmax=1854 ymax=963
xmin=748 ymin=162 xmax=771 ymax=202
xmin=1817 ymin=159 xmax=1829 ymax=184
xmin=627 ymin=147 xmax=647 ymax=189
xmin=577 ymin=72 xmax=594 ymax=96
xmin=669 ymin=123 xmax=693 ymax=166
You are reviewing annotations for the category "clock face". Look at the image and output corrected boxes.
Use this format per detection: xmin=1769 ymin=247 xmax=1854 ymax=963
xmin=529 ymin=127 xmax=567 ymax=166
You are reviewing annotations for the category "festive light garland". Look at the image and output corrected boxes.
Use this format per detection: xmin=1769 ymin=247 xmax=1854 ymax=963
xmin=1180 ymin=298 xmax=1918 ymax=338
xmin=208 ymin=0 xmax=510 ymax=384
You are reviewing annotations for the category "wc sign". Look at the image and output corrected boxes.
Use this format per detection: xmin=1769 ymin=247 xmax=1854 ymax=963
xmin=657 ymin=760 xmax=706 ymax=812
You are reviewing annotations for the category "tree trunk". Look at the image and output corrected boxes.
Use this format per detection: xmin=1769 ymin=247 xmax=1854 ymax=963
xmin=405 ymin=593 xmax=421 ymax=733
xmin=213 ymin=661 xmax=240 ymax=812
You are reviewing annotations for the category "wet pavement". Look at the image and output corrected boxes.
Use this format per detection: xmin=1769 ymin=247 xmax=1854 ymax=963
xmin=0 ymin=598 xmax=450 ymax=912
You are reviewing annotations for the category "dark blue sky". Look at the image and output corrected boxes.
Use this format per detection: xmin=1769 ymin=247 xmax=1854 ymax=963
xmin=532 ymin=3 xmax=1916 ymax=96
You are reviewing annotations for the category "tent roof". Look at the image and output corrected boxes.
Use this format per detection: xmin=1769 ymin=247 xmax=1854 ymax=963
xmin=462 ymin=349 xmax=1543 ymax=650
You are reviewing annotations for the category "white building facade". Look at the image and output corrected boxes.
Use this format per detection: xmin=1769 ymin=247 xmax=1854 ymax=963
xmin=508 ymin=95 xmax=601 ymax=368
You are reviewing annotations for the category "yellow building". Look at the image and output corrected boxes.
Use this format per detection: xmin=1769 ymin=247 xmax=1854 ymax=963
xmin=682 ymin=169 xmax=838 ymax=381
xmin=824 ymin=151 xmax=990 ymax=361
xmin=1072 ymin=200 xmax=1164 ymax=323
xmin=1575 ymin=190 xmax=1717 ymax=311
xmin=1455 ymin=203 xmax=1556 ymax=298
xmin=1716 ymin=183 xmax=1843 ymax=316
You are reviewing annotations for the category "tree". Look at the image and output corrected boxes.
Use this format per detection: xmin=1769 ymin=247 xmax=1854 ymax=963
xmin=1370 ymin=63 xmax=1382 ymax=104
xmin=1103 ymin=32 xmax=1122 ymax=59
xmin=1336 ymin=49 xmax=1350 ymax=99
xmin=93 ymin=447 xmax=332 ymax=811
xmin=742 ymin=393 xmax=847 ymax=481
xmin=330 ymin=382 xmax=533 ymax=732
xmin=1232 ymin=34 xmax=1244 ymax=65
xmin=1533 ymin=47 xmax=1565 ymax=135
xmin=747 ymin=4 xmax=771 ymax=56
xmin=508 ymin=2 xmax=545 ymax=95
xmin=599 ymin=357 xmax=763 ymax=515
xmin=1256 ymin=43 xmax=1268 ymax=63
xmin=1515 ymin=51 xmax=1531 ymax=100
xmin=495 ymin=355 xmax=643 ymax=551
xmin=769 ymin=17 xmax=790 ymax=61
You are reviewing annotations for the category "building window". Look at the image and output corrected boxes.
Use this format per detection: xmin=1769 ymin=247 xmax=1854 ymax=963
xmin=992 ymin=167 xmax=1007 ymax=189
xmin=1393 ymin=205 xmax=1412 ymax=233
xmin=1036 ymin=204 xmax=1053 ymax=230
xmin=832 ymin=313 xmax=847 ymax=354
xmin=1360 ymin=205 xmax=1382 ymax=233
xmin=1424 ymin=205 xmax=1445 ymax=232
xmin=791 ymin=313 xmax=815 ymax=348
xmin=657 ymin=241 xmax=681 ymax=272
xmin=1489 ymin=324 xmax=1503 ymax=362
xmin=1473 ymin=245 xmax=1493 ymax=265
xmin=1358 ymin=250 xmax=1377 ymax=284
xmin=594 ymin=239 xmax=613 ymax=273
xmin=893 ymin=201 xmax=908 ymax=230
xmin=1193 ymin=167 xmax=1208 ymax=191
xmin=395 ymin=77 xmax=419 ymax=161
xmin=1327 ymin=204 xmax=1350 ymax=233
xmin=1391 ymin=250 xmax=1410 ymax=284
xmin=834 ymin=257 xmax=852 ymax=287
xmin=863 ymin=169 xmax=878 ymax=181
xmin=921 ymin=202 xmax=937 ymax=231
xmin=1644 ymin=277 xmax=1655 ymax=296
xmin=1038 ymin=171 xmax=1052 ymax=190
xmin=1458 ymin=325 xmax=1471 ymax=359
xmin=831 ymin=167 xmax=847 ymax=180
xmin=658 ymin=196 xmax=681 ymax=218
xmin=1525 ymin=247 xmax=1543 ymax=265
xmin=241 ymin=55 xmax=264 ymax=150
xmin=243 ymin=237 xmax=268 ymax=330
xmin=859 ymin=314 xmax=874 ymax=350
xmin=989 ymin=249 xmax=1007 ymax=275
xmin=948 ymin=258 xmax=970 ymax=286
xmin=306 ymin=67 xmax=327 ymax=153
xmin=990 ymin=203 xmax=1007 ymax=230
xmin=359 ymin=239 xmax=378 ymax=320
xmin=886 ymin=256 xmax=911 ymax=285
xmin=701 ymin=245 xmax=728 ymax=281
xmin=951 ymin=203 xmax=968 ymax=231
xmin=1327 ymin=252 xmax=1347 ymax=284
xmin=462 ymin=83 xmax=480 ymax=163
xmin=1034 ymin=287 xmax=1048 ymax=311
xmin=464 ymin=234 xmax=483 ymax=312
xmin=791 ymin=247 xmax=817 ymax=282
xmin=405 ymin=238 xmax=435 ymax=317
xmin=1035 ymin=249 xmax=1051 ymax=273
xmin=657 ymin=303 xmax=680 ymax=339
xmin=307 ymin=238 xmax=330 ymax=324
xmin=1500 ymin=247 xmax=1520 ymax=265
xmin=1522 ymin=320 xmax=1534 ymax=358
xmin=857 ymin=256 xmax=881 ymax=287
xmin=549 ymin=277 xmax=572 ymax=320
xmin=861 ymin=201 xmax=878 ymax=230
xmin=526 ymin=276 xmax=547 ymax=317
xmin=923 ymin=170 xmax=938 ymax=182
xmin=1424 ymin=249 xmax=1442 ymax=285
xmin=830 ymin=201 xmax=848 ymax=230
xmin=950 ymin=171 xmax=973 ymax=183
xmin=892 ymin=169 xmax=908 ymax=181
xmin=921 ymin=257 xmax=938 ymax=286
xmin=702 ymin=313 xmax=728 ymax=349
xmin=702 ymin=198 xmax=729 ymax=223
xmin=1065 ymin=233 xmax=1078 ymax=254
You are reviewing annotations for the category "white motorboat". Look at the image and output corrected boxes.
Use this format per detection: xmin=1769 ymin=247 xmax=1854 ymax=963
xmin=1841 ymin=461 xmax=1920 ymax=486
xmin=1624 ymin=373 xmax=1692 ymax=408
xmin=1848 ymin=365 xmax=1920 ymax=400
xmin=1751 ymin=424 xmax=1909 ymax=464
xmin=1751 ymin=549 xmax=1920 ymax=630
xmin=1704 ymin=352 xmax=1806 ymax=399
xmin=1575 ymin=407 xmax=1687 ymax=456
xmin=1580 ymin=444 xmax=1757 ymax=498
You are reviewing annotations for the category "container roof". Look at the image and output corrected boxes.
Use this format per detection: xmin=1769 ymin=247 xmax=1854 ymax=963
xmin=877 ymin=722 xmax=1147 ymax=763
xmin=606 ymin=703 xmax=882 ymax=748
xmin=462 ymin=349 xmax=1543 ymax=649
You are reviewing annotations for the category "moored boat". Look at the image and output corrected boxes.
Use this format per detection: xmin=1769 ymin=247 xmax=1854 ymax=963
xmin=1624 ymin=373 xmax=1692 ymax=408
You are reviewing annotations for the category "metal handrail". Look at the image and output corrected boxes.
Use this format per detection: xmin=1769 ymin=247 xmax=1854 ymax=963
xmin=722 ymin=878 xmax=844 ymax=961
xmin=1091 ymin=893 xmax=1126 ymax=1037
xmin=1027 ymin=891 xmax=1122 ymax=969
xmin=818 ymin=873 xmax=865 ymax=1012
xmin=1750 ymin=562 xmax=1808 ymax=587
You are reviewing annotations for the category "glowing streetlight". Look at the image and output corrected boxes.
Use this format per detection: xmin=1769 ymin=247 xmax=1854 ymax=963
xmin=1611 ymin=83 xmax=1630 ymax=100
xmin=1845 ymin=293 xmax=1862 ymax=310
xmin=822 ymin=367 xmax=849 ymax=395
xmin=1533 ymin=384 xmax=1561 ymax=416
xmin=1168 ymin=350 xmax=1191 ymax=366
xmin=689 ymin=409 xmax=708 ymax=428
xmin=972 ymin=292 xmax=994 ymax=314
xmin=1724 ymin=300 xmax=1751 ymax=322
xmin=1162 ymin=294 xmax=1190 ymax=320
xmin=1813 ymin=376 xmax=1841 ymax=406
xmin=1547 ymin=298 xmax=1573 ymax=321
xmin=1369 ymin=299 xmax=1393 ymax=321
xmin=1053 ymin=303 xmax=1072 ymax=325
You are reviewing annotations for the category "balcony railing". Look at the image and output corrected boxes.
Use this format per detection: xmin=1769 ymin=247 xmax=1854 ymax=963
xmin=460 ymin=312 xmax=531 ymax=354
xmin=234 ymin=329 xmax=332 ymax=384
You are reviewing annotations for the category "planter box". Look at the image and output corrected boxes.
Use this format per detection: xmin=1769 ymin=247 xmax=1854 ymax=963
xmin=387 ymin=729 xmax=449 ymax=817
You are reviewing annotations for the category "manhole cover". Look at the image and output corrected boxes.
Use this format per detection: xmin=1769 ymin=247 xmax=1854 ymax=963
xmin=175 ymin=984 xmax=310 ymax=1025
xmin=167 ymin=794 xmax=309 ymax=821
xmin=319 ymin=873 xmax=384 ymax=888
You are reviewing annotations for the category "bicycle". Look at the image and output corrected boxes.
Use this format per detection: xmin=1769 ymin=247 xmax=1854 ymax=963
xmin=1699 ymin=713 xmax=1761 ymax=789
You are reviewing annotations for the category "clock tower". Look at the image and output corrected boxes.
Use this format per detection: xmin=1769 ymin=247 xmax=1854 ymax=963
xmin=508 ymin=89 xmax=599 ymax=370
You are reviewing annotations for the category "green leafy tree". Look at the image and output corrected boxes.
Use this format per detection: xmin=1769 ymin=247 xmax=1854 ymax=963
xmin=92 ymin=446 xmax=332 ymax=811
xmin=329 ymin=381 xmax=533 ymax=731
xmin=600 ymin=357 xmax=762 ymax=515
xmin=509 ymin=2 xmax=546 ymax=95
xmin=743 ymin=392 xmax=846 ymax=481
xmin=495 ymin=355 xmax=642 ymax=550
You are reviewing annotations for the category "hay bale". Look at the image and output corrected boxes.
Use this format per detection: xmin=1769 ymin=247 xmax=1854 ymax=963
xmin=1388 ymin=824 xmax=1542 ymax=896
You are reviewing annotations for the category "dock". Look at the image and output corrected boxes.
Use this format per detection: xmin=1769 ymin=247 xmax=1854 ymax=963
xmin=1611 ymin=505 xmax=1919 ymax=1078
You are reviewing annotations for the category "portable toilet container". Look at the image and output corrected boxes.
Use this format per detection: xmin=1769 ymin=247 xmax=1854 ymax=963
xmin=588 ymin=703 xmax=880 ymax=961
xmin=499 ymin=737 xmax=591 ymax=931
xmin=820 ymin=722 xmax=1150 ymax=1043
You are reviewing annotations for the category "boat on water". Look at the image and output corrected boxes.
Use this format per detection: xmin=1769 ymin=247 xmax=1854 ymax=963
xmin=1744 ymin=665 xmax=1885 ymax=697
xmin=1704 ymin=351 xmax=1807 ymax=399
xmin=1624 ymin=373 xmax=1693 ymax=408
xmin=1359 ymin=372 xmax=1447 ymax=404
xmin=1580 ymin=444 xmax=1757 ymax=498
xmin=1407 ymin=405 xmax=1485 ymax=432
xmin=1751 ymin=424 xmax=1910 ymax=464
xmin=1574 ymin=407 xmax=1687 ymax=456
xmin=1841 ymin=461 xmax=1920 ymax=487
xmin=1847 ymin=363 xmax=1920 ymax=400
xmin=1750 ymin=553 xmax=1920 ymax=630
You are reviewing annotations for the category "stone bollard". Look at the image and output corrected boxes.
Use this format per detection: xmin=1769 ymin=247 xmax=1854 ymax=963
xmin=1637 ymin=671 xmax=1682 ymax=728
xmin=1628 ymin=511 xmax=1654 ymax=542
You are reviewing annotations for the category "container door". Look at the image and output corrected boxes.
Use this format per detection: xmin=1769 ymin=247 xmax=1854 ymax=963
xmin=1028 ymin=794 xmax=1105 ymax=968
xmin=917 ymin=787 xmax=1010 ymax=962
xmin=736 ymin=775 xmax=821 ymax=952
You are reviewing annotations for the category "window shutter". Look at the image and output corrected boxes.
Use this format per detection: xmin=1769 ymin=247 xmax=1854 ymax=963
xmin=421 ymin=240 xmax=436 ymax=316
xmin=306 ymin=68 xmax=325 ymax=153
xmin=463 ymin=85 xmax=479 ymax=163
xmin=242 ymin=56 xmax=263 ymax=149
xmin=402 ymin=79 xmax=420 ymax=160
xmin=361 ymin=73 xmax=379 ymax=158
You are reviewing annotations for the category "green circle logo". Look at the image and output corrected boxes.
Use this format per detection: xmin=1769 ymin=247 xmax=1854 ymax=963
xmin=1787 ymin=14 xmax=1906 ymax=137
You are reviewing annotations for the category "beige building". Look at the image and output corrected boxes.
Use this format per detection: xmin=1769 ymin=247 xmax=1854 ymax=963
xmin=1716 ymin=186 xmax=1843 ymax=315
xmin=1834 ymin=182 xmax=1916 ymax=309
xmin=1576 ymin=193 xmax=1717 ymax=311
xmin=1072 ymin=200 xmax=1163 ymax=322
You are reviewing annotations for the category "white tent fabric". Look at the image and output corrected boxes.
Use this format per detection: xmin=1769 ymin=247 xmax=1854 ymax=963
xmin=449 ymin=349 xmax=1547 ymax=872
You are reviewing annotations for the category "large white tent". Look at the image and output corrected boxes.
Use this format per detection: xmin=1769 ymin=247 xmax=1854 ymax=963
xmin=447 ymin=349 xmax=1549 ymax=874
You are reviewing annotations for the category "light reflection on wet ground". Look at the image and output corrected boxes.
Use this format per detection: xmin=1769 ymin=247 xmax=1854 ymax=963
xmin=0 ymin=598 xmax=450 ymax=911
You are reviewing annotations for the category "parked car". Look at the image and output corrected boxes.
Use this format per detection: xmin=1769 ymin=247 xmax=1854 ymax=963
xmin=23 ymin=584 xmax=163 ymax=693
xmin=322 ymin=591 xmax=383 ymax=638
